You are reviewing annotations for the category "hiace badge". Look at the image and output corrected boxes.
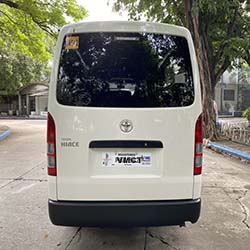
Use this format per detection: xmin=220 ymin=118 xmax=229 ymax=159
xmin=102 ymin=152 xmax=152 ymax=167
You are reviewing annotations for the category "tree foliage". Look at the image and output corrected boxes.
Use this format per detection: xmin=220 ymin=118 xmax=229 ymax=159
xmin=242 ymin=107 xmax=250 ymax=122
xmin=0 ymin=52 xmax=50 ymax=94
xmin=114 ymin=0 xmax=250 ymax=87
xmin=0 ymin=0 xmax=87 ymax=92
xmin=113 ymin=0 xmax=250 ymax=138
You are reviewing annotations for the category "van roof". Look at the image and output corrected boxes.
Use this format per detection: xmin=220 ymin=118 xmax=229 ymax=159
xmin=59 ymin=21 xmax=190 ymax=38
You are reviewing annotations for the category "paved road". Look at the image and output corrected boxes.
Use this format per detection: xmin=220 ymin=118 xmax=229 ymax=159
xmin=0 ymin=120 xmax=250 ymax=250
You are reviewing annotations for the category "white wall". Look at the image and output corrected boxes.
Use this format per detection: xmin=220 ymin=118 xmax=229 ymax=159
xmin=35 ymin=96 xmax=48 ymax=114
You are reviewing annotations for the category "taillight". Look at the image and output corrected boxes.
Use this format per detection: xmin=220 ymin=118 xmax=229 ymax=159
xmin=47 ymin=112 xmax=56 ymax=176
xmin=194 ymin=114 xmax=203 ymax=175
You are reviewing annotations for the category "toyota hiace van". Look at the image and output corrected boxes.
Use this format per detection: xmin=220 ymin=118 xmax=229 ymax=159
xmin=47 ymin=21 xmax=202 ymax=227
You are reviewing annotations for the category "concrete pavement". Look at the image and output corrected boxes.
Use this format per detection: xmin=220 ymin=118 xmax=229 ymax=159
xmin=0 ymin=120 xmax=250 ymax=250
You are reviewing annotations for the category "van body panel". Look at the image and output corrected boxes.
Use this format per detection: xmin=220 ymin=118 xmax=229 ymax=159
xmin=193 ymin=175 xmax=202 ymax=199
xmin=52 ymin=106 xmax=200 ymax=200
xmin=48 ymin=21 xmax=202 ymax=224
xmin=48 ymin=176 xmax=57 ymax=200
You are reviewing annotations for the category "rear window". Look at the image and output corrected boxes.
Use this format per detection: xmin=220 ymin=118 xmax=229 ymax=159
xmin=57 ymin=32 xmax=194 ymax=107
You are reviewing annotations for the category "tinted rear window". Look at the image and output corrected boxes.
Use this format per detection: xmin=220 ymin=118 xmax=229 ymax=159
xmin=57 ymin=32 xmax=194 ymax=107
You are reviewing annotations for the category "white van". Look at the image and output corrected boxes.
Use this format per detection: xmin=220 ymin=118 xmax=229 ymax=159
xmin=47 ymin=21 xmax=202 ymax=227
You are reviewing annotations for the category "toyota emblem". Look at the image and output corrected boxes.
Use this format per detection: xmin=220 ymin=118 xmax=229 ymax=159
xmin=120 ymin=119 xmax=133 ymax=133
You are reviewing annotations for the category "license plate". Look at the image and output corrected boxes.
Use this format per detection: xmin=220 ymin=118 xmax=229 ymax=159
xmin=102 ymin=152 xmax=152 ymax=167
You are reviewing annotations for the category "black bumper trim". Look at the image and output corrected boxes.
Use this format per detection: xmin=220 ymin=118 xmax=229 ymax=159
xmin=48 ymin=199 xmax=201 ymax=227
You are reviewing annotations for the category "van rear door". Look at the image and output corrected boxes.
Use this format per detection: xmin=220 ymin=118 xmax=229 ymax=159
xmin=49 ymin=23 xmax=201 ymax=201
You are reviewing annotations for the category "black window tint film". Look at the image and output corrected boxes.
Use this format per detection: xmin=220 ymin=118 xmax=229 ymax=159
xmin=57 ymin=32 xmax=194 ymax=107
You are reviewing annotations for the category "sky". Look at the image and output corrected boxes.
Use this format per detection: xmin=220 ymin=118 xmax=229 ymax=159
xmin=77 ymin=0 xmax=128 ymax=21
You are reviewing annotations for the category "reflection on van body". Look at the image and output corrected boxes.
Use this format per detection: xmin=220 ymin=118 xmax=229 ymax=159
xmin=57 ymin=32 xmax=194 ymax=107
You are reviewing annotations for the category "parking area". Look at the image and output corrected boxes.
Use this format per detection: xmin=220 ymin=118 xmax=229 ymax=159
xmin=0 ymin=119 xmax=250 ymax=250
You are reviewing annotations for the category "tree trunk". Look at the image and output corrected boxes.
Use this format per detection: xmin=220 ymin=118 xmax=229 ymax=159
xmin=184 ymin=0 xmax=218 ymax=140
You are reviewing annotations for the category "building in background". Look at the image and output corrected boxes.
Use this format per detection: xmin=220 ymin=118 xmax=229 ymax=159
xmin=215 ymin=66 xmax=250 ymax=116
xmin=18 ymin=83 xmax=48 ymax=116
xmin=0 ymin=82 xmax=48 ymax=117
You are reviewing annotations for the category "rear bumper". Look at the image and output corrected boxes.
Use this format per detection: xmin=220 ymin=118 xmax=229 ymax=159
xmin=48 ymin=199 xmax=201 ymax=227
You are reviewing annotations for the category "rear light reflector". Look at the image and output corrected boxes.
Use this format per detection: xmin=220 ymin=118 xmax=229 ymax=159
xmin=47 ymin=113 xmax=57 ymax=176
xmin=194 ymin=165 xmax=202 ymax=175
xmin=195 ymin=143 xmax=203 ymax=154
xmin=48 ymin=166 xmax=57 ymax=176
xmin=48 ymin=156 xmax=56 ymax=167
xmin=194 ymin=114 xmax=203 ymax=175
xmin=47 ymin=143 xmax=55 ymax=154
xmin=195 ymin=155 xmax=202 ymax=167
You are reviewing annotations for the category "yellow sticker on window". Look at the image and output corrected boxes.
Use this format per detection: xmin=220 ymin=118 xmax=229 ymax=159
xmin=65 ymin=36 xmax=79 ymax=49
